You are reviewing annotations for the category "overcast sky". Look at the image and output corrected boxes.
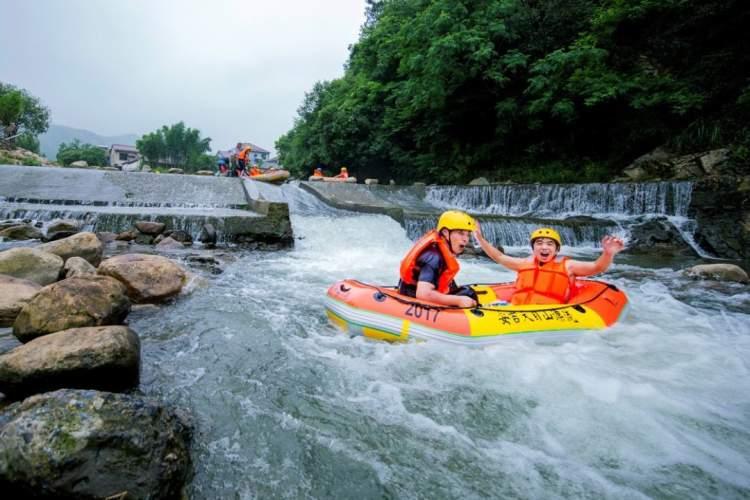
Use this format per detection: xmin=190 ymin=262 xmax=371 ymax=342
xmin=0 ymin=0 xmax=367 ymax=154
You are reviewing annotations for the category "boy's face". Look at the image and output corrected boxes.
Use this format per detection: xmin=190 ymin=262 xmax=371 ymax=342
xmin=532 ymin=237 xmax=559 ymax=262
xmin=443 ymin=229 xmax=471 ymax=255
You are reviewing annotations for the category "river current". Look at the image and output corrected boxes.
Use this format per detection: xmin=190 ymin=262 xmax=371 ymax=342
xmin=122 ymin=188 xmax=750 ymax=499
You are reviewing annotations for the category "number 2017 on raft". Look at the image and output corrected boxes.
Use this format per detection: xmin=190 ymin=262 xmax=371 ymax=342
xmin=404 ymin=304 xmax=440 ymax=322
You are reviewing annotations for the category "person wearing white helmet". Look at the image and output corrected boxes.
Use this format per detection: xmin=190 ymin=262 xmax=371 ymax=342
xmin=473 ymin=224 xmax=624 ymax=305
xmin=398 ymin=210 xmax=478 ymax=308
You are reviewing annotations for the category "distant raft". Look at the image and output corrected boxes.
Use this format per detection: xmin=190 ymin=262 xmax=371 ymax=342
xmin=308 ymin=176 xmax=357 ymax=183
xmin=250 ymin=169 xmax=290 ymax=184
xmin=325 ymin=279 xmax=628 ymax=346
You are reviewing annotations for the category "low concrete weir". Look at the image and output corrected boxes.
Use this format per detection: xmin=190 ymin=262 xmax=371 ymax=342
xmin=0 ymin=165 xmax=293 ymax=246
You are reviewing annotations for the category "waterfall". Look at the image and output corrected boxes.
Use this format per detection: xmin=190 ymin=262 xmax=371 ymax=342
xmin=425 ymin=181 xmax=693 ymax=218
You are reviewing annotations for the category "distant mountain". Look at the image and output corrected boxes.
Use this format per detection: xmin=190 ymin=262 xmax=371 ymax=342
xmin=39 ymin=124 xmax=140 ymax=159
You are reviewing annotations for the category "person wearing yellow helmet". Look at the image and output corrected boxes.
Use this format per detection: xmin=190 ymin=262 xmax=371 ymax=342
xmin=473 ymin=224 xmax=624 ymax=305
xmin=398 ymin=210 xmax=478 ymax=308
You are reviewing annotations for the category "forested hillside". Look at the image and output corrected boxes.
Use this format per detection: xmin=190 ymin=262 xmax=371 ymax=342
xmin=277 ymin=0 xmax=750 ymax=184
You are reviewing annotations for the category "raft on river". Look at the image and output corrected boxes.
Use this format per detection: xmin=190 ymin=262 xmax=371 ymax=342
xmin=308 ymin=175 xmax=357 ymax=183
xmin=325 ymin=279 xmax=628 ymax=346
xmin=249 ymin=169 xmax=290 ymax=184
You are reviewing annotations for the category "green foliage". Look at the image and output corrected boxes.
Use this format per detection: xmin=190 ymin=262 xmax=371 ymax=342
xmin=0 ymin=82 xmax=50 ymax=139
xmin=56 ymin=139 xmax=107 ymax=166
xmin=15 ymin=132 xmax=40 ymax=154
xmin=136 ymin=122 xmax=211 ymax=173
xmin=278 ymin=0 xmax=750 ymax=184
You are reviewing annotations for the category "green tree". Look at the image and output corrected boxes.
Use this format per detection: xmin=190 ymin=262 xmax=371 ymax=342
xmin=278 ymin=0 xmax=750 ymax=184
xmin=0 ymin=82 xmax=50 ymax=144
xmin=136 ymin=122 xmax=211 ymax=172
xmin=56 ymin=139 xmax=107 ymax=166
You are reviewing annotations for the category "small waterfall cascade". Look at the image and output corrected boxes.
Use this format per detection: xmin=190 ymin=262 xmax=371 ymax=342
xmin=410 ymin=181 xmax=700 ymax=252
xmin=0 ymin=166 xmax=270 ymax=241
xmin=425 ymin=181 xmax=693 ymax=218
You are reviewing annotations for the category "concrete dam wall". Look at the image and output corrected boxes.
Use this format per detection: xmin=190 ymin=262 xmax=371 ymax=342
xmin=0 ymin=165 xmax=292 ymax=246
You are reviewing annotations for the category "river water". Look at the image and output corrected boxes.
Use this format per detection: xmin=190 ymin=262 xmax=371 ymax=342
xmin=119 ymin=186 xmax=750 ymax=499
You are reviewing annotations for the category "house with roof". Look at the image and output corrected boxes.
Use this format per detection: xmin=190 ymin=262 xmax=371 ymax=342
xmin=108 ymin=144 xmax=141 ymax=168
xmin=238 ymin=142 xmax=271 ymax=165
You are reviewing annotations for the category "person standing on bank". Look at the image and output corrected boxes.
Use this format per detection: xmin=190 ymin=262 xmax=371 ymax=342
xmin=473 ymin=224 xmax=625 ymax=305
xmin=398 ymin=210 xmax=479 ymax=308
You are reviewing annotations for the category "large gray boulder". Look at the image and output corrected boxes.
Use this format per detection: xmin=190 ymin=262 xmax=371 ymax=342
xmin=44 ymin=219 xmax=81 ymax=242
xmin=0 ymin=248 xmax=64 ymax=286
xmin=37 ymin=231 xmax=103 ymax=267
xmin=98 ymin=253 xmax=187 ymax=303
xmin=62 ymin=256 xmax=96 ymax=278
xmin=625 ymin=218 xmax=696 ymax=257
xmin=683 ymin=263 xmax=749 ymax=283
xmin=0 ymin=326 xmax=140 ymax=399
xmin=0 ymin=224 xmax=44 ymax=241
xmin=135 ymin=221 xmax=166 ymax=236
xmin=0 ymin=275 xmax=41 ymax=327
xmin=12 ymin=275 xmax=130 ymax=343
xmin=0 ymin=389 xmax=192 ymax=499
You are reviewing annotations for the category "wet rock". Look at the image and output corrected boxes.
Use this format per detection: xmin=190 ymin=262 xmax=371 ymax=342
xmin=683 ymin=263 xmax=749 ymax=283
xmin=691 ymin=175 xmax=750 ymax=262
xmin=167 ymin=168 xmax=184 ymax=174
xmin=135 ymin=221 xmax=166 ymax=236
xmin=699 ymin=148 xmax=731 ymax=174
xmin=97 ymin=253 xmax=187 ymax=304
xmin=626 ymin=218 xmax=696 ymax=257
xmin=195 ymin=170 xmax=214 ymax=175
xmin=199 ymin=223 xmax=217 ymax=247
xmin=185 ymin=254 xmax=224 ymax=274
xmin=0 ymin=220 xmax=24 ymax=231
xmin=63 ymin=256 xmax=96 ymax=278
xmin=37 ymin=232 xmax=103 ymax=267
xmin=0 ymin=224 xmax=44 ymax=241
xmin=364 ymin=178 xmax=379 ymax=185
xmin=70 ymin=160 xmax=88 ymax=167
xmin=0 ymin=248 xmax=64 ymax=286
xmin=12 ymin=275 xmax=130 ymax=343
xmin=0 ymin=389 xmax=192 ymax=499
xmin=135 ymin=233 xmax=155 ymax=245
xmin=43 ymin=219 xmax=80 ymax=242
xmin=469 ymin=177 xmax=490 ymax=185
xmin=155 ymin=236 xmax=184 ymax=250
xmin=0 ymin=276 xmax=41 ymax=327
xmin=96 ymin=231 xmax=117 ymax=243
xmin=153 ymin=234 xmax=165 ymax=245
xmin=164 ymin=229 xmax=192 ymax=244
xmin=115 ymin=229 xmax=137 ymax=241
xmin=0 ymin=326 xmax=140 ymax=399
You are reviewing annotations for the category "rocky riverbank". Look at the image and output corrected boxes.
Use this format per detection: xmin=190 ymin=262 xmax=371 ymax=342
xmin=623 ymin=147 xmax=750 ymax=264
xmin=0 ymin=222 xmax=200 ymax=498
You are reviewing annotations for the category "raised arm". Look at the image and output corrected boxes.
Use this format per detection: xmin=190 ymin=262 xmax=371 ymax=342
xmin=473 ymin=222 xmax=526 ymax=271
xmin=567 ymin=235 xmax=625 ymax=277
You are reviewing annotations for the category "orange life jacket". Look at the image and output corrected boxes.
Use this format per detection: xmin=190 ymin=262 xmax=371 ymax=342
xmin=250 ymin=167 xmax=261 ymax=176
xmin=237 ymin=147 xmax=251 ymax=161
xmin=399 ymin=230 xmax=459 ymax=294
xmin=511 ymin=257 xmax=573 ymax=305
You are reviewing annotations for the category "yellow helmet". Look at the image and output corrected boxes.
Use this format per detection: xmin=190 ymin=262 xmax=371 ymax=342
xmin=437 ymin=210 xmax=476 ymax=232
xmin=530 ymin=227 xmax=561 ymax=248
xmin=341 ymin=166 xmax=347 ymax=171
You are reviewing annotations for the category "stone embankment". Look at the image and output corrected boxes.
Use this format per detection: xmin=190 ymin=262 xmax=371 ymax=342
xmin=623 ymin=147 xmax=749 ymax=264
xmin=0 ymin=227 xmax=195 ymax=498
xmin=0 ymin=164 xmax=293 ymax=248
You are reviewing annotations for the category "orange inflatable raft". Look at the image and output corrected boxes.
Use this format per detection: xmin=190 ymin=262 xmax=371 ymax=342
xmin=325 ymin=279 xmax=628 ymax=346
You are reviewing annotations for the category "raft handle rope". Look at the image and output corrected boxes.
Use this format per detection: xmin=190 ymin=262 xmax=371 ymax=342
xmin=349 ymin=280 xmax=617 ymax=314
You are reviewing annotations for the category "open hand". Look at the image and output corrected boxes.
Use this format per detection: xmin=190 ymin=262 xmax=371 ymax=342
xmin=473 ymin=221 xmax=483 ymax=241
xmin=601 ymin=235 xmax=625 ymax=255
